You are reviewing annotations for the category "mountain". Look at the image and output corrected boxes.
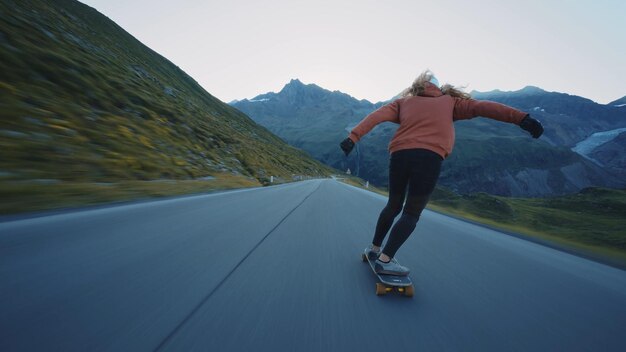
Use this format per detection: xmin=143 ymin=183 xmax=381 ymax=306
xmin=466 ymin=87 xmax=626 ymax=194
xmin=233 ymin=79 xmax=387 ymax=180
xmin=0 ymin=0 xmax=333 ymax=186
xmin=470 ymin=86 xmax=625 ymax=147
xmin=609 ymin=96 xmax=626 ymax=106
xmin=588 ymin=132 xmax=626 ymax=179
xmin=232 ymin=82 xmax=625 ymax=196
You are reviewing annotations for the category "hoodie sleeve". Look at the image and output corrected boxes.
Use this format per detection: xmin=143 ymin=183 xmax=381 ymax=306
xmin=349 ymin=100 xmax=400 ymax=142
xmin=453 ymin=98 xmax=527 ymax=124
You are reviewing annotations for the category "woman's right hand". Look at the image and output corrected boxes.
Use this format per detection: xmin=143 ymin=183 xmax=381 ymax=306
xmin=519 ymin=115 xmax=544 ymax=138
xmin=340 ymin=137 xmax=355 ymax=156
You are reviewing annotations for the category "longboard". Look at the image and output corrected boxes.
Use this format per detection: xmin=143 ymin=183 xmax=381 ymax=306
xmin=362 ymin=253 xmax=414 ymax=297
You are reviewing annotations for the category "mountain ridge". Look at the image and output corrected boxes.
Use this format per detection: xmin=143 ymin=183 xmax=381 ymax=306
xmin=248 ymin=82 xmax=617 ymax=108
xmin=231 ymin=80 xmax=625 ymax=196
xmin=609 ymin=96 xmax=626 ymax=106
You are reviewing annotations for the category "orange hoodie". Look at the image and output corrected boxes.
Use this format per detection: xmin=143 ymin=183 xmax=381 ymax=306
xmin=348 ymin=83 xmax=528 ymax=159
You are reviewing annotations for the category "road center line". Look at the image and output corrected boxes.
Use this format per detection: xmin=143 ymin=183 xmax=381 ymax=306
xmin=153 ymin=180 xmax=322 ymax=351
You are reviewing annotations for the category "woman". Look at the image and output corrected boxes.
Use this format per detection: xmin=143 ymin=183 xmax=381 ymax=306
xmin=339 ymin=70 xmax=543 ymax=276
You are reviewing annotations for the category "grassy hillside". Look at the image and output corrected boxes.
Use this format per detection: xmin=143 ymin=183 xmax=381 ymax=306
xmin=0 ymin=0 xmax=335 ymax=213
xmin=429 ymin=187 xmax=626 ymax=267
xmin=340 ymin=177 xmax=625 ymax=266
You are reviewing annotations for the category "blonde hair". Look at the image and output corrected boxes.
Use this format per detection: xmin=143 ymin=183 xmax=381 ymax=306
xmin=401 ymin=70 xmax=471 ymax=100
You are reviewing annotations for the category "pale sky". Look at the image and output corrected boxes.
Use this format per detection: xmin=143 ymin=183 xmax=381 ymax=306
xmin=80 ymin=0 xmax=625 ymax=104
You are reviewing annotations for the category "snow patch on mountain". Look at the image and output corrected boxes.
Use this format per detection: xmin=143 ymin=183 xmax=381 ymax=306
xmin=572 ymin=128 xmax=626 ymax=162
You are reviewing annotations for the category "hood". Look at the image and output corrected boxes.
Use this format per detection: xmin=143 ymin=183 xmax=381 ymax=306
xmin=420 ymin=82 xmax=443 ymax=97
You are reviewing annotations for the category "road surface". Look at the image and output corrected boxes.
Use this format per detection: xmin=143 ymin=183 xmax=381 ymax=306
xmin=1 ymin=179 xmax=625 ymax=351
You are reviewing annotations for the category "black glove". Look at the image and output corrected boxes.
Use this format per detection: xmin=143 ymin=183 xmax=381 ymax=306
xmin=519 ymin=115 xmax=544 ymax=138
xmin=340 ymin=137 xmax=355 ymax=156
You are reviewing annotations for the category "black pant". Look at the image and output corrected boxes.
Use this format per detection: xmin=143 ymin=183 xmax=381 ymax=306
xmin=372 ymin=148 xmax=442 ymax=258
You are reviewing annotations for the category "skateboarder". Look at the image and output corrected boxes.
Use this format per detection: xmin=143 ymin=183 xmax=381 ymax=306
xmin=340 ymin=70 xmax=544 ymax=276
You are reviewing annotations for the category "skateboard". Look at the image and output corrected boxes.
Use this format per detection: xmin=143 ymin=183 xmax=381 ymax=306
xmin=362 ymin=253 xmax=414 ymax=297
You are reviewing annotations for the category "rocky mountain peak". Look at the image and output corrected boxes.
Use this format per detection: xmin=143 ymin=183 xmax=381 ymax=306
xmin=288 ymin=78 xmax=303 ymax=85
xmin=279 ymin=78 xmax=310 ymax=93
xmin=518 ymin=85 xmax=546 ymax=94
xmin=274 ymin=79 xmax=345 ymax=106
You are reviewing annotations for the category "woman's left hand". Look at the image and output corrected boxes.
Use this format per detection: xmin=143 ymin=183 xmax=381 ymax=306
xmin=519 ymin=115 xmax=544 ymax=138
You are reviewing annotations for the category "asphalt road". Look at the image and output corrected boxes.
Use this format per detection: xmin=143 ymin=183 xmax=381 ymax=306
xmin=1 ymin=179 xmax=625 ymax=351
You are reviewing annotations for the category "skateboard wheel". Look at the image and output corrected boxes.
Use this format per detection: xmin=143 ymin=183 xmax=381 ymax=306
xmin=404 ymin=285 xmax=414 ymax=297
xmin=361 ymin=253 xmax=367 ymax=262
xmin=375 ymin=283 xmax=387 ymax=295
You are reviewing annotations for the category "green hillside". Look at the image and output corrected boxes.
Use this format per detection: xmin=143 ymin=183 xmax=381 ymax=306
xmin=429 ymin=187 xmax=626 ymax=267
xmin=0 ymin=0 xmax=334 ymax=213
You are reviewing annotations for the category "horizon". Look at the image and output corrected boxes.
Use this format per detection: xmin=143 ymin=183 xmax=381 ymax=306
xmin=237 ymin=78 xmax=611 ymax=105
xmin=80 ymin=0 xmax=625 ymax=105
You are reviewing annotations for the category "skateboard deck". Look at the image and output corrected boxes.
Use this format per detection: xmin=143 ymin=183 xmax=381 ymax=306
xmin=362 ymin=253 xmax=414 ymax=297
